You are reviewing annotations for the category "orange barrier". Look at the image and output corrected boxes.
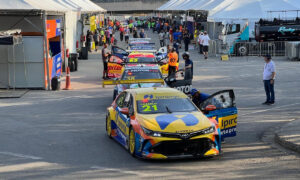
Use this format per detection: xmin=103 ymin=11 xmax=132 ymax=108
xmin=63 ymin=67 xmax=72 ymax=90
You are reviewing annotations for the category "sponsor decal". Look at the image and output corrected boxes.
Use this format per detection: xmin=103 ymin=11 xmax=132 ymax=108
xmin=156 ymin=114 xmax=199 ymax=130
xmin=278 ymin=27 xmax=295 ymax=35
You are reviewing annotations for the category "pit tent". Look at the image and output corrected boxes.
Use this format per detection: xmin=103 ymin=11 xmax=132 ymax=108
xmin=0 ymin=0 xmax=105 ymax=90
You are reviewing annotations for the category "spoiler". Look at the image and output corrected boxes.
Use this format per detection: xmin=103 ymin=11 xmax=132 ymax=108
xmin=126 ymin=49 xmax=157 ymax=53
xmin=102 ymin=79 xmax=165 ymax=88
xmin=129 ymin=38 xmax=151 ymax=41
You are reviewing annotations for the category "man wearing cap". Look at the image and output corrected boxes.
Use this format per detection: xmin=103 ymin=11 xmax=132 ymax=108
xmin=190 ymin=89 xmax=210 ymax=108
xmin=262 ymin=54 xmax=276 ymax=105
xmin=182 ymin=52 xmax=193 ymax=80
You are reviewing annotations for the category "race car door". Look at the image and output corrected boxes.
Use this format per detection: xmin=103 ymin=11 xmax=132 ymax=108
xmin=114 ymin=92 xmax=131 ymax=146
xmin=107 ymin=55 xmax=124 ymax=78
xmin=112 ymin=46 xmax=129 ymax=60
xmin=199 ymin=90 xmax=238 ymax=139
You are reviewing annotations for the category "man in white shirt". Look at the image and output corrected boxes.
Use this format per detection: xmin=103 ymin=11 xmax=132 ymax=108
xmin=262 ymin=54 xmax=276 ymax=105
xmin=201 ymin=31 xmax=210 ymax=59
xmin=198 ymin=31 xmax=204 ymax=54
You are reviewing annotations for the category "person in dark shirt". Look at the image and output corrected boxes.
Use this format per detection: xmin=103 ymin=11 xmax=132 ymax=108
xmin=190 ymin=89 xmax=210 ymax=108
xmin=139 ymin=29 xmax=146 ymax=38
xmin=102 ymin=43 xmax=111 ymax=79
xmin=182 ymin=52 xmax=193 ymax=80
xmin=133 ymin=27 xmax=138 ymax=38
xmin=183 ymin=30 xmax=191 ymax=52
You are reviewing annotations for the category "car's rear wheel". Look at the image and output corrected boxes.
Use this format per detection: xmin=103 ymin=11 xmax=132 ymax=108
xmin=106 ymin=115 xmax=112 ymax=138
xmin=128 ymin=127 xmax=136 ymax=156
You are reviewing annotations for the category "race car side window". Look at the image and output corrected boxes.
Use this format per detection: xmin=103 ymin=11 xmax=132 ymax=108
xmin=116 ymin=92 xmax=126 ymax=108
xmin=199 ymin=90 xmax=235 ymax=111
xmin=112 ymin=46 xmax=127 ymax=55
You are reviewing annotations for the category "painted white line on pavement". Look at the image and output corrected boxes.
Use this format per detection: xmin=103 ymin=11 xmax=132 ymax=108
xmin=0 ymin=152 xmax=42 ymax=160
xmin=240 ymin=102 xmax=300 ymax=116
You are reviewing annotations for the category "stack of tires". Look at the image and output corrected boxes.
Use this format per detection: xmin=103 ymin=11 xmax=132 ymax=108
xmin=68 ymin=53 xmax=78 ymax=72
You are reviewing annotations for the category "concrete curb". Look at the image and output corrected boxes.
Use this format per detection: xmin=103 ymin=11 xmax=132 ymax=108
xmin=275 ymin=119 xmax=300 ymax=154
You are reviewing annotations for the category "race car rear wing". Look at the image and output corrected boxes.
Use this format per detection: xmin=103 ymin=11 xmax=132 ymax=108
xmin=102 ymin=79 xmax=165 ymax=88
xmin=126 ymin=49 xmax=157 ymax=53
xmin=129 ymin=38 xmax=151 ymax=41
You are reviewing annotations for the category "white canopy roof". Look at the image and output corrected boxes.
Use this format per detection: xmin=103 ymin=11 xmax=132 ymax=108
xmin=157 ymin=0 xmax=225 ymax=11
xmin=0 ymin=0 xmax=34 ymax=10
xmin=0 ymin=0 xmax=105 ymax=13
xmin=208 ymin=0 xmax=300 ymax=21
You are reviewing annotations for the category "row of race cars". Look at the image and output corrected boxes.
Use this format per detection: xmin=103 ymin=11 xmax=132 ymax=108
xmin=103 ymin=38 xmax=238 ymax=159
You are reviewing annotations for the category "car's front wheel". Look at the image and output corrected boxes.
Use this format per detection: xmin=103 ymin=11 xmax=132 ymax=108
xmin=106 ymin=114 xmax=112 ymax=138
xmin=128 ymin=127 xmax=136 ymax=156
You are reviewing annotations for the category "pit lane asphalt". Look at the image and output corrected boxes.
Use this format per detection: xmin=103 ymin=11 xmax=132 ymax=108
xmin=0 ymin=31 xmax=299 ymax=179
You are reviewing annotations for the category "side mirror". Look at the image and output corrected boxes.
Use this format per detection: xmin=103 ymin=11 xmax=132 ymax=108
xmin=205 ymin=105 xmax=217 ymax=111
xmin=120 ymin=108 xmax=129 ymax=115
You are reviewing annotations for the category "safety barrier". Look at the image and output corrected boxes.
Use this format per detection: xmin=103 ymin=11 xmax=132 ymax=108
xmin=209 ymin=40 xmax=287 ymax=57
xmin=232 ymin=41 xmax=286 ymax=56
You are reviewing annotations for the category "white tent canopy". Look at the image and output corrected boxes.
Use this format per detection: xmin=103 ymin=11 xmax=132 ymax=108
xmin=54 ymin=0 xmax=106 ymax=13
xmin=0 ymin=0 xmax=106 ymax=13
xmin=0 ymin=0 xmax=34 ymax=10
xmin=157 ymin=0 xmax=225 ymax=11
xmin=209 ymin=0 xmax=300 ymax=21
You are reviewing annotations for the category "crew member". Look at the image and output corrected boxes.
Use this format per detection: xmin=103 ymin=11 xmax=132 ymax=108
xmin=190 ymin=89 xmax=210 ymax=108
xmin=182 ymin=52 xmax=193 ymax=80
xmin=168 ymin=47 xmax=178 ymax=78
xmin=102 ymin=43 xmax=111 ymax=79
xmin=262 ymin=54 xmax=276 ymax=105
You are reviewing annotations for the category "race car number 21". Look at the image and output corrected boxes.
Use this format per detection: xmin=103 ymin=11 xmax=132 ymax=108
xmin=142 ymin=104 xmax=158 ymax=112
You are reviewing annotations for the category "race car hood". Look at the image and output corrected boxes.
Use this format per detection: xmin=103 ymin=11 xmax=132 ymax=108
xmin=136 ymin=112 xmax=213 ymax=133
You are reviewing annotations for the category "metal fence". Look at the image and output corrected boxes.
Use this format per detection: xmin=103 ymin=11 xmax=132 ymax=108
xmin=206 ymin=40 xmax=287 ymax=57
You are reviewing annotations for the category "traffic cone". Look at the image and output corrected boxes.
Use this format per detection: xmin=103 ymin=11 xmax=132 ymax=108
xmin=63 ymin=67 xmax=72 ymax=90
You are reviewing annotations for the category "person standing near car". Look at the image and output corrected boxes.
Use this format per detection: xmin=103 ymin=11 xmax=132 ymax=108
xmin=182 ymin=52 xmax=193 ymax=80
xmin=93 ymin=30 xmax=99 ymax=52
xmin=168 ymin=47 xmax=178 ymax=79
xmin=183 ymin=30 xmax=191 ymax=52
xmin=159 ymin=30 xmax=165 ymax=47
xmin=102 ymin=43 xmax=111 ymax=79
xmin=124 ymin=26 xmax=130 ymax=44
xmin=262 ymin=54 xmax=276 ymax=105
xmin=202 ymin=31 xmax=210 ymax=59
xmin=119 ymin=25 xmax=124 ymax=42
xmin=198 ymin=31 xmax=204 ymax=54
xmin=133 ymin=27 xmax=138 ymax=38
xmin=139 ymin=29 xmax=146 ymax=38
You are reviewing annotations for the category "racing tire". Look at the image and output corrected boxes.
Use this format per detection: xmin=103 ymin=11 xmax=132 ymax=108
xmin=106 ymin=115 xmax=112 ymax=138
xmin=128 ymin=127 xmax=136 ymax=156
xmin=238 ymin=46 xmax=248 ymax=56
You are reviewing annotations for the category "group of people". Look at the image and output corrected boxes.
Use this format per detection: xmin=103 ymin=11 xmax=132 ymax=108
xmin=86 ymin=27 xmax=117 ymax=52
xmin=197 ymin=31 xmax=210 ymax=59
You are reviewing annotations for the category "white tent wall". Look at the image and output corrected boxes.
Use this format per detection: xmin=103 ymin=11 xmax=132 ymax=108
xmin=0 ymin=16 xmax=43 ymax=32
xmin=65 ymin=11 xmax=79 ymax=54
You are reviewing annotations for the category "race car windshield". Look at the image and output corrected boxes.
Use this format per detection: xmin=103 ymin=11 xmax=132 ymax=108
xmin=137 ymin=98 xmax=197 ymax=114
xmin=122 ymin=69 xmax=162 ymax=80
xmin=126 ymin=57 xmax=156 ymax=63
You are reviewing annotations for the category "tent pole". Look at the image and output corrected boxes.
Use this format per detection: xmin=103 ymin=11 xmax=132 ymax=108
xmin=63 ymin=13 xmax=68 ymax=73
xmin=43 ymin=11 xmax=51 ymax=90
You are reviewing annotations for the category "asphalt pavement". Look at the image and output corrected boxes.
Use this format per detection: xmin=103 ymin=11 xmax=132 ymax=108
xmin=0 ymin=30 xmax=299 ymax=179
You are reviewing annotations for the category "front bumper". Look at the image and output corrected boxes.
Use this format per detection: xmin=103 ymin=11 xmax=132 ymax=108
xmin=136 ymin=136 xmax=220 ymax=159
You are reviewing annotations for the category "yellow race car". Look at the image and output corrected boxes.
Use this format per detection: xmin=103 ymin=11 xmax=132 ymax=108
xmin=106 ymin=87 xmax=221 ymax=159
